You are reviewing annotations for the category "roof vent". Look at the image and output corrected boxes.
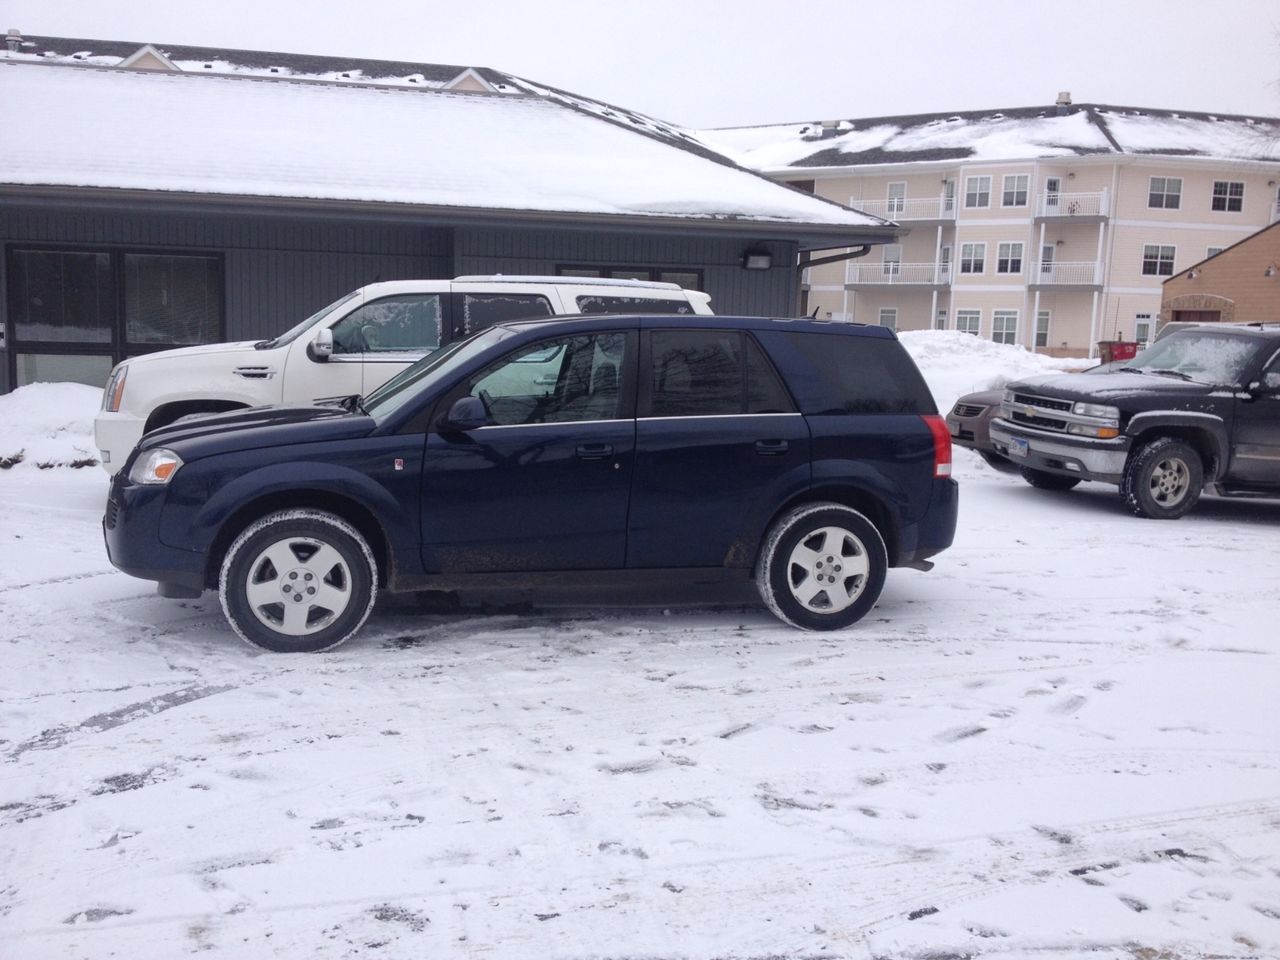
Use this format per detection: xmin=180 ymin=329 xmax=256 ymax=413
xmin=1056 ymin=91 xmax=1072 ymax=115
xmin=6 ymin=28 xmax=21 ymax=52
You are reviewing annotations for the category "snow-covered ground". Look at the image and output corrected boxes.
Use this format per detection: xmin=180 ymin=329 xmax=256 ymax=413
xmin=2 ymin=336 xmax=1278 ymax=959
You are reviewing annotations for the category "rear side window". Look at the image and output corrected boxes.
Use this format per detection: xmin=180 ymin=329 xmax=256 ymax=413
xmin=578 ymin=295 xmax=694 ymax=315
xmin=460 ymin=293 xmax=554 ymax=335
xmin=762 ymin=331 xmax=936 ymax=415
xmin=646 ymin=330 xmax=793 ymax=417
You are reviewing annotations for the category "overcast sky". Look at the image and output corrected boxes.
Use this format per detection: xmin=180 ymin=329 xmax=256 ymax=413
xmin=6 ymin=0 xmax=1279 ymax=128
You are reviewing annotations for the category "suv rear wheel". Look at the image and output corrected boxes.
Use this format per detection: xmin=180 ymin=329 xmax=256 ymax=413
xmin=1120 ymin=437 xmax=1204 ymax=520
xmin=756 ymin=503 xmax=887 ymax=631
xmin=219 ymin=509 xmax=378 ymax=652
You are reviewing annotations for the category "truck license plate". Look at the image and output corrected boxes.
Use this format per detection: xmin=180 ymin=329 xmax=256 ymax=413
xmin=1008 ymin=437 xmax=1029 ymax=458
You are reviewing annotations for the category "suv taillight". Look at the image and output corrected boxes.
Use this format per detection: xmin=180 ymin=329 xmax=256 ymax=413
xmin=921 ymin=415 xmax=952 ymax=478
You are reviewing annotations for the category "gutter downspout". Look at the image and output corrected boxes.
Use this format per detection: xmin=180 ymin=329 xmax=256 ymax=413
xmin=797 ymin=244 xmax=874 ymax=318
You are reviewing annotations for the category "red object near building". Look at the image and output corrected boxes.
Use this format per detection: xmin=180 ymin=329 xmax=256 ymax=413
xmin=1097 ymin=340 xmax=1140 ymax=363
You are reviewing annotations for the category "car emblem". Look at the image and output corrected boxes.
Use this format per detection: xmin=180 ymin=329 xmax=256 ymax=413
xmin=394 ymin=458 xmax=404 ymax=471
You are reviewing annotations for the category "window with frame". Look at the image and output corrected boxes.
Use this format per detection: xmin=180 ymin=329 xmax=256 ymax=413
xmin=887 ymin=182 xmax=906 ymax=216
xmin=956 ymin=310 xmax=981 ymax=335
xmin=878 ymin=308 xmax=897 ymax=331
xmin=1002 ymin=174 xmax=1029 ymax=207
xmin=960 ymin=243 xmax=986 ymax=274
xmin=934 ymin=309 xmax=947 ymax=330
xmin=882 ymin=244 xmax=902 ymax=276
xmin=1148 ymin=176 xmax=1182 ymax=209
xmin=1141 ymin=244 xmax=1176 ymax=276
xmin=1206 ymin=246 xmax=1225 ymax=259
xmin=965 ymin=176 xmax=991 ymax=208
xmin=7 ymin=246 xmax=224 ymax=389
xmin=647 ymin=329 xmax=792 ymax=418
xmin=996 ymin=242 xmax=1024 ymax=274
xmin=1211 ymin=181 xmax=1244 ymax=212
xmin=939 ymin=245 xmax=952 ymax=281
xmin=1134 ymin=314 xmax=1152 ymax=347
xmin=992 ymin=310 xmax=1018 ymax=345
xmin=1035 ymin=310 xmax=1050 ymax=348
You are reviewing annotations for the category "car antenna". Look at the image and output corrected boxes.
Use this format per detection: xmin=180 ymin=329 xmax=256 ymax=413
xmin=809 ymin=306 xmax=821 ymax=319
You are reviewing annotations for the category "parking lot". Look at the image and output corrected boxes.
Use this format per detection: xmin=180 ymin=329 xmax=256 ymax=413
xmin=2 ymin=450 xmax=1278 ymax=959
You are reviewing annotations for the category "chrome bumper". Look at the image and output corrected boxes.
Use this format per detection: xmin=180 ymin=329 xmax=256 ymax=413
xmin=989 ymin=420 xmax=1129 ymax=482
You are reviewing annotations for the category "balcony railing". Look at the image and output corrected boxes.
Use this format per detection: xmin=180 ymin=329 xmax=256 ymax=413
xmin=1035 ymin=190 xmax=1110 ymax=218
xmin=847 ymin=261 xmax=952 ymax=285
xmin=852 ymin=196 xmax=957 ymax=221
xmin=1031 ymin=261 xmax=1101 ymax=285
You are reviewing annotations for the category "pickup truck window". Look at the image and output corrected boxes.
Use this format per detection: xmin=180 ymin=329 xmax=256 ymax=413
xmin=331 ymin=295 xmax=442 ymax=354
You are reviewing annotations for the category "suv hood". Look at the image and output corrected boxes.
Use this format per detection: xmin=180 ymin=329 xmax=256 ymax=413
xmin=138 ymin=404 xmax=373 ymax=462
xmin=127 ymin=340 xmax=264 ymax=365
xmin=1009 ymin=370 xmax=1221 ymax=404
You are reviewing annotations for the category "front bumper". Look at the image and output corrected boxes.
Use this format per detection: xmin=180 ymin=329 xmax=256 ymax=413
xmin=94 ymin=412 xmax=147 ymax=476
xmin=989 ymin=419 xmax=1130 ymax=483
xmin=103 ymin=477 xmax=206 ymax=593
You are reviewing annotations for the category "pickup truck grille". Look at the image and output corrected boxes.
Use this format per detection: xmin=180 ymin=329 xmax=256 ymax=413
xmin=1004 ymin=392 xmax=1079 ymax=434
xmin=1009 ymin=411 xmax=1069 ymax=431
xmin=1011 ymin=392 xmax=1072 ymax=413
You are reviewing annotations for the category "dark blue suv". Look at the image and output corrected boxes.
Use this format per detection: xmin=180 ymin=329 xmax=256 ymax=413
xmin=104 ymin=315 xmax=958 ymax=652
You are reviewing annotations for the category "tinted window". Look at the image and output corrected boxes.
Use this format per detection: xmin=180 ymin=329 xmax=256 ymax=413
xmin=125 ymin=254 xmax=221 ymax=345
xmin=331 ymin=295 xmax=442 ymax=354
xmin=578 ymin=296 xmax=694 ymax=315
xmin=764 ymin=331 xmax=936 ymax=415
xmin=464 ymin=332 xmax=627 ymax=425
xmin=11 ymin=250 xmax=113 ymax=343
xmin=462 ymin=293 xmax=553 ymax=334
xmin=647 ymin=330 xmax=793 ymax=417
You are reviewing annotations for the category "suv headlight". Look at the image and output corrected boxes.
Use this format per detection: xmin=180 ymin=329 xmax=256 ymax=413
xmin=103 ymin=365 xmax=129 ymax=412
xmin=129 ymin=448 xmax=184 ymax=485
xmin=1072 ymin=401 xmax=1120 ymax=419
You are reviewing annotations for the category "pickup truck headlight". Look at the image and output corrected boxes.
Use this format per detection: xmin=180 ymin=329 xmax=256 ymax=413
xmin=103 ymin=365 xmax=128 ymax=412
xmin=129 ymin=448 xmax=184 ymax=485
xmin=1072 ymin=401 xmax=1120 ymax=419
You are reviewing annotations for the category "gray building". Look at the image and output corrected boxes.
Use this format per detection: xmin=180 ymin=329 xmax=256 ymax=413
xmin=0 ymin=32 xmax=894 ymax=392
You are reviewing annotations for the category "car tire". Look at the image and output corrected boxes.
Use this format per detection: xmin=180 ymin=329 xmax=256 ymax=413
xmin=1120 ymin=437 xmax=1203 ymax=520
xmin=756 ymin=503 xmax=887 ymax=631
xmin=219 ymin=509 xmax=378 ymax=653
xmin=1019 ymin=467 xmax=1081 ymax=491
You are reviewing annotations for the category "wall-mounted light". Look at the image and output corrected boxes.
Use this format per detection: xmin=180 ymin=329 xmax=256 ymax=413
xmin=741 ymin=247 xmax=772 ymax=270
xmin=1188 ymin=269 xmax=1199 ymax=279
xmin=1266 ymin=264 xmax=1277 ymax=277
xmin=1055 ymin=240 xmax=1065 ymax=247
xmin=1269 ymin=180 xmax=1277 ymax=187
xmin=1067 ymin=172 xmax=1076 ymax=180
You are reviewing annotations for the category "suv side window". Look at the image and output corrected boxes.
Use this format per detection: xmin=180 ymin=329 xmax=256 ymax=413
xmin=578 ymin=295 xmax=694 ymax=315
xmin=330 ymin=295 xmax=442 ymax=354
xmin=453 ymin=332 xmax=630 ymax=426
xmin=459 ymin=293 xmax=554 ymax=337
xmin=760 ymin=331 xmax=936 ymax=415
xmin=646 ymin=329 xmax=794 ymax=417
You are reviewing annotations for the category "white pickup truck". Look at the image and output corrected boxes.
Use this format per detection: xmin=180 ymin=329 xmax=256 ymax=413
xmin=95 ymin=275 xmax=712 ymax=472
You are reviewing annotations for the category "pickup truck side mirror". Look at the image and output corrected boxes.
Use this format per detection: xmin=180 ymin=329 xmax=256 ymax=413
xmin=308 ymin=328 xmax=334 ymax=362
xmin=439 ymin=395 xmax=489 ymax=432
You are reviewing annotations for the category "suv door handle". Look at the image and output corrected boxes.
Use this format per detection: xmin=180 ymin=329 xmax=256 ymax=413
xmin=755 ymin=439 xmax=789 ymax=455
xmin=576 ymin=443 xmax=614 ymax=461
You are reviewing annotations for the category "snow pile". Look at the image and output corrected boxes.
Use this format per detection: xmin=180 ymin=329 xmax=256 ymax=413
xmin=0 ymin=382 xmax=102 ymax=469
xmin=899 ymin=329 xmax=1092 ymax=412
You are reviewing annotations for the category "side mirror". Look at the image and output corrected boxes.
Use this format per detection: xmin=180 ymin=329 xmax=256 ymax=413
xmin=440 ymin=395 xmax=489 ymax=432
xmin=309 ymin=327 xmax=333 ymax=362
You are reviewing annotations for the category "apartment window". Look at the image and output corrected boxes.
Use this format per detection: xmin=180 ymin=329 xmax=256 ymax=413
xmin=1040 ymin=244 xmax=1055 ymax=276
xmin=1206 ymin=246 xmax=1225 ymax=259
xmin=992 ymin=310 xmax=1018 ymax=345
xmin=934 ymin=309 xmax=947 ymax=330
xmin=939 ymin=245 xmax=952 ymax=281
xmin=960 ymin=243 xmax=985 ymax=274
xmin=956 ymin=310 xmax=981 ymax=335
xmin=996 ymin=242 xmax=1024 ymax=274
xmin=1035 ymin=310 xmax=1050 ymax=348
xmin=882 ymin=244 xmax=902 ymax=276
xmin=1148 ymin=176 xmax=1182 ymax=210
xmin=1211 ymin=181 xmax=1244 ymax=212
xmin=1002 ymin=174 xmax=1029 ymax=207
xmin=1141 ymin=244 xmax=1176 ymax=276
xmin=965 ymin=176 xmax=991 ymax=208
xmin=1134 ymin=314 xmax=1152 ymax=347
xmin=878 ymin=308 xmax=897 ymax=331
xmin=887 ymin=182 xmax=906 ymax=216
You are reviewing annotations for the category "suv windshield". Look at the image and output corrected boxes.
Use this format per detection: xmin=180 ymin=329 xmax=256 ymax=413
xmin=362 ymin=326 xmax=516 ymax=423
xmin=1125 ymin=332 xmax=1262 ymax=385
xmin=257 ymin=290 xmax=361 ymax=350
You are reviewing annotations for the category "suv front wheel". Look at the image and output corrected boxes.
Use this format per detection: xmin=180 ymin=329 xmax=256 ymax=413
xmin=757 ymin=503 xmax=887 ymax=631
xmin=220 ymin=509 xmax=378 ymax=652
xmin=1120 ymin=437 xmax=1204 ymax=520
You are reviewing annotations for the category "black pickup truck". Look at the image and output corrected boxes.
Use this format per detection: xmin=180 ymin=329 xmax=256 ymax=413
xmin=990 ymin=324 xmax=1280 ymax=519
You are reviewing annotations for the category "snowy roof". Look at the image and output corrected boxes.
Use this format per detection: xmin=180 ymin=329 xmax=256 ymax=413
xmin=0 ymin=40 xmax=893 ymax=246
xmin=698 ymin=104 xmax=1280 ymax=171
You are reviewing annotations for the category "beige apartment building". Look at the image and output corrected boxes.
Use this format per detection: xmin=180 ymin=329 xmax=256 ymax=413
xmin=702 ymin=96 xmax=1280 ymax=356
